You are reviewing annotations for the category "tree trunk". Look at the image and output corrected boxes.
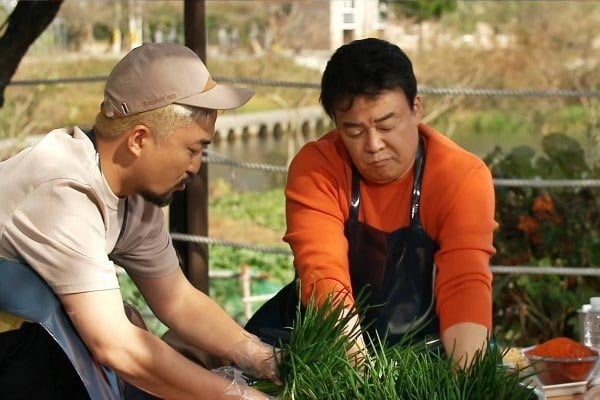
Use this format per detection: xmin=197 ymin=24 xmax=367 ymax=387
xmin=0 ymin=1 xmax=63 ymax=108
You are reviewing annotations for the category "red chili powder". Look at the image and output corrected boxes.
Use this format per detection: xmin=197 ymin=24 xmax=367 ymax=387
xmin=526 ymin=337 xmax=597 ymax=358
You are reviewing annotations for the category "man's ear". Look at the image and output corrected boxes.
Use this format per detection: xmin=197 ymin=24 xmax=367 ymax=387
xmin=127 ymin=125 xmax=152 ymax=158
xmin=412 ymin=95 xmax=423 ymax=124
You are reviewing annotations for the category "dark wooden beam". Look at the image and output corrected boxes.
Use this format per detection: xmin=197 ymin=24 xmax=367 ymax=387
xmin=171 ymin=0 xmax=209 ymax=294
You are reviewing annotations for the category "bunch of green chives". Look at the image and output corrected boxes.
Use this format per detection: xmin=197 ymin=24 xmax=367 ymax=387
xmin=250 ymin=293 xmax=537 ymax=400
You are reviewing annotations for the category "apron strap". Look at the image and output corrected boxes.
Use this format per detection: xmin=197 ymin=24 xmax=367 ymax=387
xmin=0 ymin=259 xmax=122 ymax=399
xmin=349 ymin=163 xmax=361 ymax=221
xmin=349 ymin=135 xmax=426 ymax=225
xmin=410 ymin=136 xmax=426 ymax=228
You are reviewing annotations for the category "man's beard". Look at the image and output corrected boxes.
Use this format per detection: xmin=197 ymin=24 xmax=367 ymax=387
xmin=141 ymin=175 xmax=192 ymax=207
xmin=141 ymin=190 xmax=174 ymax=207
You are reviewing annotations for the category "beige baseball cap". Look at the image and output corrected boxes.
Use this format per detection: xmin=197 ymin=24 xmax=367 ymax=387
xmin=102 ymin=42 xmax=254 ymax=118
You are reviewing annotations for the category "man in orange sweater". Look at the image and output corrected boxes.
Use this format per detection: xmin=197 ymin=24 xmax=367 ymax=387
xmin=249 ymin=38 xmax=496 ymax=368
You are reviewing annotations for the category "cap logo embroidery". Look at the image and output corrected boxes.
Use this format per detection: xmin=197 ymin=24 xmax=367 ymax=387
xmin=143 ymin=93 xmax=177 ymax=107
xmin=121 ymin=103 xmax=129 ymax=115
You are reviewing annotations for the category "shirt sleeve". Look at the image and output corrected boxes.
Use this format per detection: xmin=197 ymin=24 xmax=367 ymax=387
xmin=2 ymin=179 xmax=119 ymax=294
xmin=284 ymin=143 xmax=355 ymax=308
xmin=110 ymin=195 xmax=179 ymax=278
xmin=433 ymin=163 xmax=496 ymax=333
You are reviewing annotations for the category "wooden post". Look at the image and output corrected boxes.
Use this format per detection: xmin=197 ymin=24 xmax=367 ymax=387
xmin=170 ymin=0 xmax=209 ymax=294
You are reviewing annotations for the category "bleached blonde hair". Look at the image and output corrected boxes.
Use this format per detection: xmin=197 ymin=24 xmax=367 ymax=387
xmin=94 ymin=104 xmax=212 ymax=144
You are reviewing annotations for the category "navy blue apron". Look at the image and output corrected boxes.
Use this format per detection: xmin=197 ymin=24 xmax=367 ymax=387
xmin=345 ymin=136 xmax=440 ymax=346
xmin=0 ymin=259 xmax=121 ymax=399
xmin=246 ymin=137 xmax=439 ymax=348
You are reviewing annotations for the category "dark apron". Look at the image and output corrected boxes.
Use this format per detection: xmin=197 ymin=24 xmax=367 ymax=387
xmin=345 ymin=136 xmax=440 ymax=346
xmin=0 ymin=259 xmax=120 ymax=400
xmin=246 ymin=137 xmax=439 ymax=348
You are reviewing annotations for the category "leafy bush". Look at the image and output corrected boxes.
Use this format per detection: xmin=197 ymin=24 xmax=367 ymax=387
xmin=210 ymin=245 xmax=292 ymax=283
xmin=210 ymin=185 xmax=286 ymax=233
xmin=209 ymin=245 xmax=293 ymax=324
xmin=209 ymin=184 xmax=293 ymax=323
xmin=486 ymin=133 xmax=600 ymax=346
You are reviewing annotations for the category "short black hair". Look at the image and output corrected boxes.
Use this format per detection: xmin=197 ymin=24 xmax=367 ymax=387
xmin=320 ymin=38 xmax=417 ymax=119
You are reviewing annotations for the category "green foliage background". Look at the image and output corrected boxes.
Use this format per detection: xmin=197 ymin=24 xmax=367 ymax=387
xmin=1 ymin=0 xmax=598 ymax=348
xmin=204 ymin=134 xmax=599 ymax=348
xmin=208 ymin=186 xmax=293 ymax=323
xmin=486 ymin=134 xmax=600 ymax=347
xmin=90 ymin=133 xmax=600 ymax=347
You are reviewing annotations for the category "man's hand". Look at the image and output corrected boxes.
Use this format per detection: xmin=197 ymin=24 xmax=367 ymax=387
xmin=212 ymin=366 xmax=277 ymax=400
xmin=442 ymin=322 xmax=488 ymax=370
xmin=341 ymin=310 xmax=368 ymax=368
xmin=227 ymin=333 xmax=281 ymax=385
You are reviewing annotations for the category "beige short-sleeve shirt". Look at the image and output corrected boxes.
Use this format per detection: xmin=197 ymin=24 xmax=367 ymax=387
xmin=0 ymin=127 xmax=178 ymax=294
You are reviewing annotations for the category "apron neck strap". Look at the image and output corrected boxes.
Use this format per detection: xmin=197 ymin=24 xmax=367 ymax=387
xmin=350 ymin=163 xmax=361 ymax=221
xmin=410 ymin=136 xmax=426 ymax=227
xmin=349 ymin=135 xmax=426 ymax=225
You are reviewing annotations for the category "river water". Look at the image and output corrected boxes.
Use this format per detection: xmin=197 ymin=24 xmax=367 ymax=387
xmin=208 ymin=128 xmax=544 ymax=192
xmin=209 ymin=130 xmax=317 ymax=191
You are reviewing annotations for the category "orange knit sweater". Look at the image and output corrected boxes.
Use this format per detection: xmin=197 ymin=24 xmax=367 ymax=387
xmin=283 ymin=123 xmax=496 ymax=334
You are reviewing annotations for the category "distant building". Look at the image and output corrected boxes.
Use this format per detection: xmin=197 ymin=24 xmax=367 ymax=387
xmin=330 ymin=0 xmax=388 ymax=49
xmin=288 ymin=0 xmax=387 ymax=51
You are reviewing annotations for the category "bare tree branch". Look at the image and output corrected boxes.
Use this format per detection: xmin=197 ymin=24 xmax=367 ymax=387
xmin=0 ymin=0 xmax=63 ymax=108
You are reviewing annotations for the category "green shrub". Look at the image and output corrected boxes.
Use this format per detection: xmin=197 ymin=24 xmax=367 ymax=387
xmin=209 ymin=245 xmax=293 ymax=324
xmin=486 ymin=133 xmax=600 ymax=346
xmin=210 ymin=186 xmax=286 ymax=232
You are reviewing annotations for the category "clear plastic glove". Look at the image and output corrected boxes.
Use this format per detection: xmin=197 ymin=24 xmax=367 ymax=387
xmin=227 ymin=333 xmax=281 ymax=385
xmin=212 ymin=366 xmax=277 ymax=400
xmin=347 ymin=332 xmax=367 ymax=367
xmin=342 ymin=311 xmax=368 ymax=369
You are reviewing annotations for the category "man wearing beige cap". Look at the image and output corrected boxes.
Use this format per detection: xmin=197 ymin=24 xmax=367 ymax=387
xmin=0 ymin=43 xmax=277 ymax=399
